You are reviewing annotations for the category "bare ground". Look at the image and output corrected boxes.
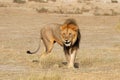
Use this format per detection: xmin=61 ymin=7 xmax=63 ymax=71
xmin=0 ymin=7 xmax=120 ymax=80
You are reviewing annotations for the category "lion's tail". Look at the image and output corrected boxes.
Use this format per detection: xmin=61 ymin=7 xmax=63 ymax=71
xmin=26 ymin=35 xmax=41 ymax=54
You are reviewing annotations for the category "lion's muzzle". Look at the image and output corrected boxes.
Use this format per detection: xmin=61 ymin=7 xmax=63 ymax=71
xmin=64 ymin=40 xmax=71 ymax=47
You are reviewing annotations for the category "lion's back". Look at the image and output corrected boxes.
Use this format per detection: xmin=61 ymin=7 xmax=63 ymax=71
xmin=40 ymin=23 xmax=62 ymax=42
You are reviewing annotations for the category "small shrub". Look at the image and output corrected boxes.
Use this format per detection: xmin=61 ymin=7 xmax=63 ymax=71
xmin=112 ymin=8 xmax=120 ymax=16
xmin=75 ymin=8 xmax=82 ymax=14
xmin=50 ymin=0 xmax=56 ymax=2
xmin=36 ymin=7 xmax=48 ymax=13
xmin=13 ymin=0 xmax=26 ymax=3
xmin=0 ymin=3 xmax=7 ymax=7
xmin=54 ymin=9 xmax=64 ymax=14
xmin=29 ymin=0 xmax=48 ymax=3
xmin=59 ymin=9 xmax=64 ymax=14
xmin=57 ymin=6 xmax=64 ymax=14
xmin=82 ymin=5 xmax=91 ymax=12
xmin=94 ymin=8 xmax=113 ymax=16
xmin=111 ymin=0 xmax=118 ymax=3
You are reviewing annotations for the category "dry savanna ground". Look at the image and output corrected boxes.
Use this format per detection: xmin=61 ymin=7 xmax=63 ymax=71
xmin=0 ymin=7 xmax=120 ymax=80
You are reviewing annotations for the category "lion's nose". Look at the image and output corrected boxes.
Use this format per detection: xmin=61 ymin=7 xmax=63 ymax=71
xmin=65 ymin=40 xmax=68 ymax=42
xmin=65 ymin=40 xmax=70 ymax=44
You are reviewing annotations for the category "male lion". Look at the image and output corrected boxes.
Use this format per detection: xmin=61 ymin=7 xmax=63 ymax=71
xmin=27 ymin=18 xmax=81 ymax=68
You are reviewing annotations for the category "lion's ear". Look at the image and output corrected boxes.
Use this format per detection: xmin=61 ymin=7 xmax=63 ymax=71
xmin=69 ymin=24 xmax=79 ymax=31
xmin=60 ymin=24 xmax=67 ymax=30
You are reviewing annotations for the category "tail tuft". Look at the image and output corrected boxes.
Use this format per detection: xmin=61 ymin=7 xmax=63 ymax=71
xmin=27 ymin=51 xmax=32 ymax=54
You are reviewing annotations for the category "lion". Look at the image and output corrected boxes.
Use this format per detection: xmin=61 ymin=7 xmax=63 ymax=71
xmin=27 ymin=18 xmax=81 ymax=68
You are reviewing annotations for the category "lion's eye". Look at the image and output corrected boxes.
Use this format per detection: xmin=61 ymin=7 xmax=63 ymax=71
xmin=62 ymin=33 xmax=65 ymax=35
xmin=69 ymin=33 xmax=72 ymax=36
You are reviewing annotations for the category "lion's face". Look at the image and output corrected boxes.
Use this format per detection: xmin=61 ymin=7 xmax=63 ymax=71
xmin=60 ymin=24 xmax=78 ymax=47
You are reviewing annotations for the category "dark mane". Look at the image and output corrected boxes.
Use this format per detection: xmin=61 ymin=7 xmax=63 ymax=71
xmin=73 ymin=29 xmax=81 ymax=48
xmin=64 ymin=18 xmax=78 ymax=26
xmin=63 ymin=18 xmax=81 ymax=53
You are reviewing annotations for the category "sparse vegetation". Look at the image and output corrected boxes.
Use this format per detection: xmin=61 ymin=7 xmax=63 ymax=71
xmin=0 ymin=0 xmax=120 ymax=16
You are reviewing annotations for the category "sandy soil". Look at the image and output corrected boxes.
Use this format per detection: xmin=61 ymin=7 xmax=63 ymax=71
xmin=0 ymin=7 xmax=120 ymax=80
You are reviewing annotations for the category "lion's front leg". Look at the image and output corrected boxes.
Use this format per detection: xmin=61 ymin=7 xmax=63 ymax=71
xmin=65 ymin=52 xmax=70 ymax=64
xmin=68 ymin=49 xmax=77 ymax=68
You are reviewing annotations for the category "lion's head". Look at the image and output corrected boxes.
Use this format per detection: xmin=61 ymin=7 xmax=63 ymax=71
xmin=60 ymin=19 xmax=79 ymax=47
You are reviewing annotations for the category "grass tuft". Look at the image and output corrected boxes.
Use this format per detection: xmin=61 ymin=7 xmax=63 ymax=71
xmin=39 ymin=54 xmax=63 ymax=68
xmin=36 ymin=7 xmax=48 ymax=13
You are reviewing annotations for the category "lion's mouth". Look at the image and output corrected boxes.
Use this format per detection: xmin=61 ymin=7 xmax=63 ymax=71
xmin=64 ymin=41 xmax=71 ymax=47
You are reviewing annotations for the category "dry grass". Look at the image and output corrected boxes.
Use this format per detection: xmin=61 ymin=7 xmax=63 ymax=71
xmin=38 ymin=54 xmax=63 ymax=68
xmin=19 ymin=72 xmax=61 ymax=80
xmin=28 ymin=53 xmax=64 ymax=69
xmin=116 ymin=23 xmax=120 ymax=32
xmin=0 ymin=70 xmax=62 ymax=80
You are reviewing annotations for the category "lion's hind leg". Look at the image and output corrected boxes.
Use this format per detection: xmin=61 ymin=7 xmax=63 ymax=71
xmin=40 ymin=38 xmax=54 ymax=58
xmin=40 ymin=41 xmax=53 ymax=58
